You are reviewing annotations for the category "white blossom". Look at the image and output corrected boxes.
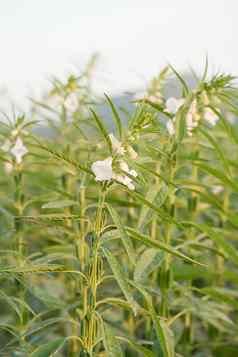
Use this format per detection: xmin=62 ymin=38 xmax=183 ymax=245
xmin=64 ymin=93 xmax=78 ymax=112
xmin=146 ymin=91 xmax=163 ymax=104
xmin=212 ymin=185 xmax=224 ymax=195
xmin=4 ymin=162 xmax=13 ymax=174
xmin=49 ymin=94 xmax=64 ymax=108
xmin=109 ymin=133 xmax=126 ymax=155
xmin=166 ymin=120 xmax=175 ymax=136
xmin=113 ymin=160 xmax=138 ymax=190
xmin=91 ymin=156 xmax=138 ymax=190
xmin=204 ymin=108 xmax=219 ymax=126
xmin=165 ymin=97 xmax=185 ymax=114
xmin=91 ymin=157 xmax=113 ymax=182
xmin=186 ymin=99 xmax=200 ymax=136
xmin=10 ymin=137 xmax=28 ymax=164
xmin=147 ymin=95 xmax=159 ymax=103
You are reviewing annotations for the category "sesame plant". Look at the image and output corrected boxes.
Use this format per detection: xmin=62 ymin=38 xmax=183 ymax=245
xmin=0 ymin=60 xmax=238 ymax=356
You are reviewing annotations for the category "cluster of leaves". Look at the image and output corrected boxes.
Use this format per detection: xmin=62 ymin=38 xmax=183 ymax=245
xmin=0 ymin=60 xmax=238 ymax=356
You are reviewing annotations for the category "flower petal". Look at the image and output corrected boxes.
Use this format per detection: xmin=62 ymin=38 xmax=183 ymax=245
xmin=91 ymin=157 xmax=113 ymax=181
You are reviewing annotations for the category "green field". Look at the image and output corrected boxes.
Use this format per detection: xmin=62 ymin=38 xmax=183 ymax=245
xmin=0 ymin=61 xmax=238 ymax=356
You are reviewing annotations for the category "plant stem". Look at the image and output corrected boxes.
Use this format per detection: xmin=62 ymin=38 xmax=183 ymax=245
xmin=83 ymin=185 xmax=106 ymax=354
xmin=160 ymin=153 xmax=176 ymax=318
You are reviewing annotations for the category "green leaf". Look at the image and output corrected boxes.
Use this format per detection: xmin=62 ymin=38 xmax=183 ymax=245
xmin=134 ymin=249 xmax=164 ymax=282
xmin=127 ymin=191 xmax=176 ymax=226
xmin=103 ymin=323 xmax=124 ymax=357
xmin=97 ymin=297 xmax=133 ymax=311
xmin=42 ymin=200 xmax=78 ymax=209
xmin=169 ymin=64 xmax=189 ymax=95
xmin=132 ymin=278 xmax=174 ymax=357
xmin=90 ymin=108 xmax=112 ymax=152
xmin=154 ymin=318 xmax=175 ymax=357
xmin=117 ymin=336 xmax=155 ymax=357
xmin=24 ymin=317 xmax=67 ymax=338
xmin=199 ymin=127 xmax=231 ymax=175
xmin=31 ymin=337 xmax=66 ymax=356
xmin=201 ymin=54 xmax=209 ymax=81
xmin=194 ymin=162 xmax=238 ymax=191
xmin=183 ymin=222 xmax=238 ymax=266
xmin=127 ymin=228 xmax=205 ymax=266
xmin=200 ymin=287 xmax=238 ymax=309
xmin=172 ymin=264 xmax=215 ymax=281
xmin=107 ymin=204 xmax=136 ymax=265
xmin=177 ymin=105 xmax=187 ymax=142
xmin=138 ymin=183 xmax=168 ymax=229
xmin=104 ymin=93 xmax=123 ymax=138
xmin=102 ymin=248 xmax=137 ymax=314
xmin=0 ymin=291 xmax=23 ymax=323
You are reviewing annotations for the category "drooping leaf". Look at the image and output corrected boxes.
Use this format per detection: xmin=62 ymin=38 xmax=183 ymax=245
xmin=42 ymin=200 xmax=78 ymax=209
xmin=183 ymin=222 xmax=238 ymax=266
xmin=102 ymin=248 xmax=137 ymax=314
xmin=134 ymin=248 xmax=164 ymax=282
xmin=107 ymin=204 xmax=136 ymax=265
xmin=31 ymin=337 xmax=67 ymax=357
xmin=127 ymin=228 xmax=205 ymax=266
xmin=153 ymin=318 xmax=175 ymax=357
xmin=117 ymin=336 xmax=155 ymax=357
xmin=103 ymin=322 xmax=124 ymax=357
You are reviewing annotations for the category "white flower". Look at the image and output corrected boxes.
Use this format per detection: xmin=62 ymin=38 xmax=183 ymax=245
xmin=49 ymin=94 xmax=64 ymax=108
xmin=1 ymin=139 xmax=11 ymax=152
xmin=109 ymin=133 xmax=125 ymax=155
xmin=64 ymin=93 xmax=78 ymax=112
xmin=4 ymin=162 xmax=13 ymax=174
xmin=119 ymin=160 xmax=130 ymax=173
xmin=212 ymin=185 xmax=224 ymax=195
xmin=91 ymin=157 xmax=138 ymax=190
xmin=115 ymin=174 xmax=135 ymax=190
xmin=204 ymin=108 xmax=219 ymax=126
xmin=10 ymin=137 xmax=28 ymax=164
xmin=186 ymin=99 xmax=200 ymax=136
xmin=165 ymin=97 xmax=184 ymax=114
xmin=147 ymin=93 xmax=163 ymax=104
xmin=91 ymin=157 xmax=113 ymax=182
xmin=166 ymin=120 xmax=175 ymax=136
xmin=113 ymin=160 xmax=138 ymax=190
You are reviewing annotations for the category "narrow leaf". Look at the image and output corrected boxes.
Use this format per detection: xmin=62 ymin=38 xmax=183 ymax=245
xmin=42 ymin=200 xmax=78 ymax=209
xmin=104 ymin=93 xmax=123 ymax=138
xmin=103 ymin=323 xmax=124 ymax=357
xmin=102 ymin=248 xmax=137 ymax=314
xmin=107 ymin=204 xmax=136 ymax=265
xmin=134 ymin=249 xmax=164 ymax=282
xmin=154 ymin=318 xmax=175 ymax=357
xmin=127 ymin=228 xmax=205 ymax=266
xmin=31 ymin=337 xmax=66 ymax=356
xmin=90 ymin=109 xmax=112 ymax=152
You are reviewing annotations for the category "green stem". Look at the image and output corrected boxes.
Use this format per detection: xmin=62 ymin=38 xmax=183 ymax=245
xmin=160 ymin=156 xmax=176 ymax=318
xmin=83 ymin=185 xmax=106 ymax=353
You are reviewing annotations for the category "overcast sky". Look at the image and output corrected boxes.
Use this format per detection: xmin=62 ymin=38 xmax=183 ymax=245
xmin=0 ymin=0 xmax=237 ymax=107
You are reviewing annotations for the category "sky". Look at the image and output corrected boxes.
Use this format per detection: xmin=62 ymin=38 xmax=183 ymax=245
xmin=0 ymin=0 xmax=237 ymax=107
